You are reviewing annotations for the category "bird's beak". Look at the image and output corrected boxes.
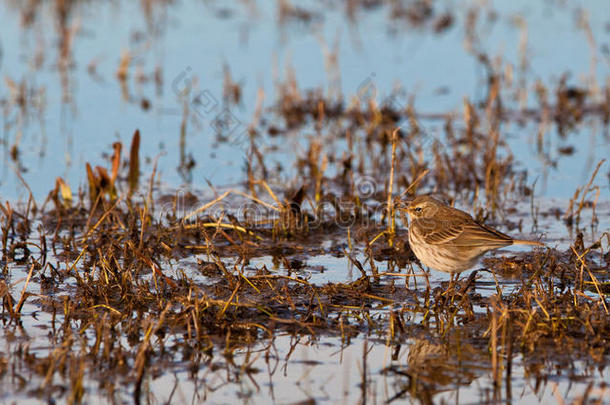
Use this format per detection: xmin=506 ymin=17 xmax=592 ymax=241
xmin=395 ymin=199 xmax=413 ymax=214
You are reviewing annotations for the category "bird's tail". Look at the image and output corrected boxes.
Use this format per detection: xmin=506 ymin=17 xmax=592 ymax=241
xmin=512 ymin=239 xmax=545 ymax=247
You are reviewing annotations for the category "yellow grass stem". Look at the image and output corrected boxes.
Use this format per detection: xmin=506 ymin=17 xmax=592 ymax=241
xmin=89 ymin=304 xmax=123 ymax=316
xmin=183 ymin=190 xmax=232 ymax=222
xmin=387 ymin=127 xmax=399 ymax=247
xmin=571 ymin=246 xmax=609 ymax=314
xmin=256 ymin=180 xmax=281 ymax=205
xmin=368 ymin=230 xmax=387 ymax=246
xmin=399 ymin=168 xmax=430 ymax=198
xmin=219 ymin=281 xmax=242 ymax=318
xmin=233 ymin=190 xmax=280 ymax=211
xmin=15 ymin=262 xmax=36 ymax=314
xmin=81 ymin=197 xmax=123 ymax=245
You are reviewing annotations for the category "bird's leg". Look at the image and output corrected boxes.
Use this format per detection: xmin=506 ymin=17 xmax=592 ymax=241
xmin=422 ymin=266 xmax=431 ymax=293
xmin=460 ymin=270 xmax=478 ymax=295
xmin=447 ymin=273 xmax=460 ymax=303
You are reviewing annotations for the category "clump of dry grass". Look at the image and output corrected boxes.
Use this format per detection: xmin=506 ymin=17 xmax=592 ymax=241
xmin=1 ymin=121 xmax=608 ymax=403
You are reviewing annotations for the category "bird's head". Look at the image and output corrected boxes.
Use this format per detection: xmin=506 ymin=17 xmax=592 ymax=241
xmin=402 ymin=195 xmax=442 ymax=219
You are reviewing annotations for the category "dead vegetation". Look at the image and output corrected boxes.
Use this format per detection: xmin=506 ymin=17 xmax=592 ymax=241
xmin=1 ymin=112 xmax=608 ymax=403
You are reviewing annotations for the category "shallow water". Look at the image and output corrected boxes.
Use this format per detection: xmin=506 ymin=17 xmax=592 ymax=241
xmin=0 ymin=0 xmax=608 ymax=200
xmin=4 ymin=262 xmax=607 ymax=404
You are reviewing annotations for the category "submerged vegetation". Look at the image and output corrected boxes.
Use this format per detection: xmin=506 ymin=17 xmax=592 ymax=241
xmin=0 ymin=0 xmax=609 ymax=404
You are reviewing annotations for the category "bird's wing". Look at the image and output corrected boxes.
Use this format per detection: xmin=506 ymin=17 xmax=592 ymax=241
xmin=415 ymin=218 xmax=465 ymax=245
xmin=418 ymin=219 xmax=513 ymax=247
xmin=450 ymin=222 xmax=513 ymax=247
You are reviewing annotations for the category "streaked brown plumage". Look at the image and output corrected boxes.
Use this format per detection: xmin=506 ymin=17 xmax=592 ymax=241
xmin=403 ymin=196 xmax=544 ymax=273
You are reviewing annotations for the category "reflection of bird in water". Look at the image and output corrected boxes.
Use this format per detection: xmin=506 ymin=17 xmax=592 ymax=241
xmin=407 ymin=338 xmax=478 ymax=386
xmin=386 ymin=337 xmax=482 ymax=404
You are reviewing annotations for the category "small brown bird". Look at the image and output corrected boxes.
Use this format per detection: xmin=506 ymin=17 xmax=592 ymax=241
xmin=403 ymin=195 xmax=544 ymax=273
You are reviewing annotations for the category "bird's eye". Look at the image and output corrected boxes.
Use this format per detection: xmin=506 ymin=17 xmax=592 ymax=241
xmin=414 ymin=207 xmax=422 ymax=213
